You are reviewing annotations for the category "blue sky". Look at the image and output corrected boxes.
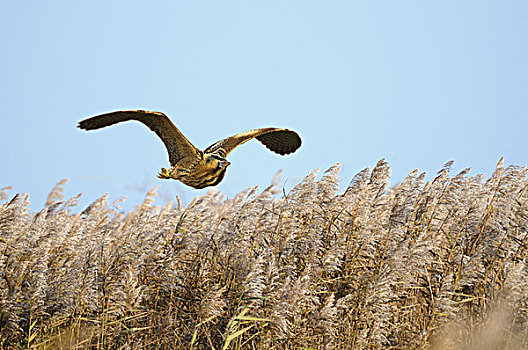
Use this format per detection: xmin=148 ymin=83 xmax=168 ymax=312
xmin=1 ymin=1 xmax=527 ymax=211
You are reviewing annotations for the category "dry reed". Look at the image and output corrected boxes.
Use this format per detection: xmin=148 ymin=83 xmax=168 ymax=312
xmin=0 ymin=159 xmax=527 ymax=349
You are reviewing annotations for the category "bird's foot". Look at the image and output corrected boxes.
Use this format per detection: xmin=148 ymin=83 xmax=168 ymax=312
xmin=157 ymin=167 xmax=171 ymax=179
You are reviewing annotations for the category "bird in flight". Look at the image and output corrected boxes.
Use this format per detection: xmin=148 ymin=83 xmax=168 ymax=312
xmin=78 ymin=110 xmax=301 ymax=189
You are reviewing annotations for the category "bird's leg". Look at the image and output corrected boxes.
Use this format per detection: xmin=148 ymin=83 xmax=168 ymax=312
xmin=157 ymin=167 xmax=173 ymax=179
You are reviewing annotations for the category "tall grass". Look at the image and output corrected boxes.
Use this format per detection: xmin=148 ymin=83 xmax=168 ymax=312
xmin=1 ymin=159 xmax=527 ymax=349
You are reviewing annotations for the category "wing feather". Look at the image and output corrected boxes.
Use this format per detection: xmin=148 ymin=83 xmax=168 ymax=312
xmin=78 ymin=110 xmax=199 ymax=165
xmin=204 ymin=128 xmax=301 ymax=157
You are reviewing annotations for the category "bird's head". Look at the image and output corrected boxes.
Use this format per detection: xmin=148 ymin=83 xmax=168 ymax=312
xmin=205 ymin=154 xmax=231 ymax=172
xmin=189 ymin=154 xmax=230 ymax=188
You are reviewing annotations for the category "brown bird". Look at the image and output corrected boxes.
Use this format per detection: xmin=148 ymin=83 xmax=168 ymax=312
xmin=78 ymin=110 xmax=301 ymax=189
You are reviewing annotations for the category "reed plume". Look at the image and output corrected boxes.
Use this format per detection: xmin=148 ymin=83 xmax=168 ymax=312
xmin=0 ymin=159 xmax=527 ymax=349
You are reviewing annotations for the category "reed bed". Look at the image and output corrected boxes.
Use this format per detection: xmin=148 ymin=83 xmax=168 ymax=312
xmin=1 ymin=159 xmax=527 ymax=349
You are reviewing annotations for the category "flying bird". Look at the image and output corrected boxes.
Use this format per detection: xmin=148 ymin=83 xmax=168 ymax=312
xmin=78 ymin=110 xmax=301 ymax=189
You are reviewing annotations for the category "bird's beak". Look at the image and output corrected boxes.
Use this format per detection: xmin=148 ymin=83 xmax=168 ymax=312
xmin=222 ymin=160 xmax=231 ymax=168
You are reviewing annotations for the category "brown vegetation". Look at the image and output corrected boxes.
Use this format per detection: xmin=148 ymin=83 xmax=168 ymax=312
xmin=1 ymin=159 xmax=527 ymax=349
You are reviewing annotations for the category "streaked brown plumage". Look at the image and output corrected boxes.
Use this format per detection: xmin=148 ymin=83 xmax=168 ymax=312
xmin=77 ymin=110 xmax=301 ymax=189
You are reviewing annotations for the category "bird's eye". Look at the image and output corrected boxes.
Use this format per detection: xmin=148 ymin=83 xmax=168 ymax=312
xmin=216 ymin=162 xmax=223 ymax=170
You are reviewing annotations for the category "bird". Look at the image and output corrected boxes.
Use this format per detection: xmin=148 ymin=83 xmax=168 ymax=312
xmin=77 ymin=110 xmax=301 ymax=189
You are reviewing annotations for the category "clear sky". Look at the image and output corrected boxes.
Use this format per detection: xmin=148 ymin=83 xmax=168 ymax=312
xmin=1 ymin=1 xmax=527 ymax=211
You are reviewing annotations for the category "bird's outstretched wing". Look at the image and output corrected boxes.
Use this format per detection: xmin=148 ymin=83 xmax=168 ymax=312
xmin=78 ymin=110 xmax=199 ymax=165
xmin=204 ymin=128 xmax=301 ymax=158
